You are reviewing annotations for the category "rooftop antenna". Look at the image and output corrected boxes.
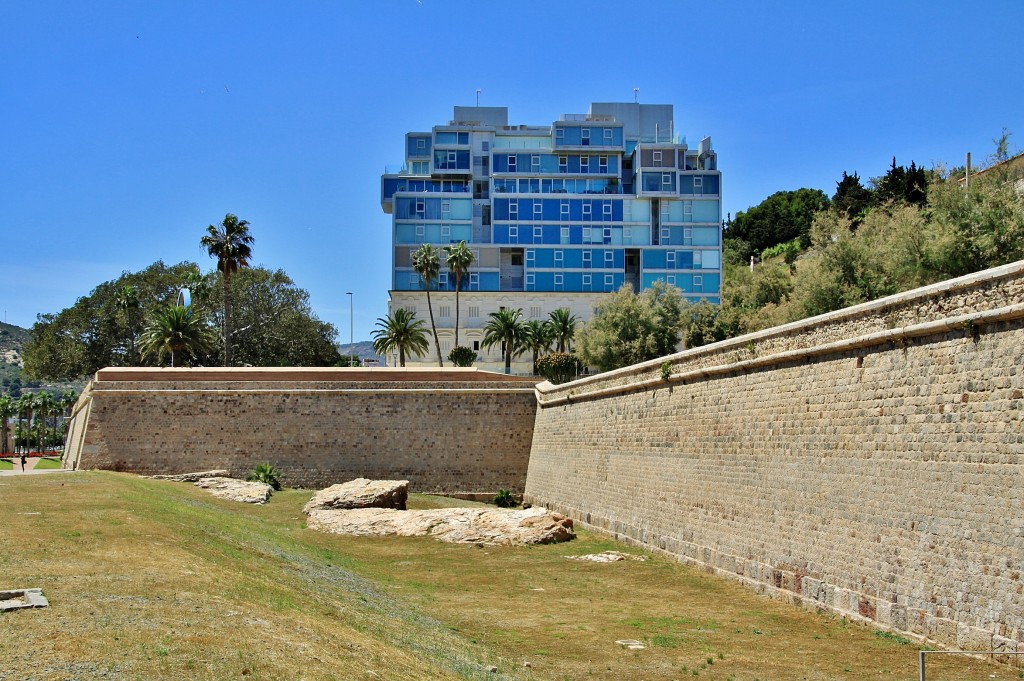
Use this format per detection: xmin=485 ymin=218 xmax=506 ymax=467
xmin=633 ymin=87 xmax=639 ymax=103
xmin=476 ymin=88 xmax=481 ymax=107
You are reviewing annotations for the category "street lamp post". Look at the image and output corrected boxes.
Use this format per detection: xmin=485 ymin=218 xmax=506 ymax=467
xmin=346 ymin=292 xmax=354 ymax=367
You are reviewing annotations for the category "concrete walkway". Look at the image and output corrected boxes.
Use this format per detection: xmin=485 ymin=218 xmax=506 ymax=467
xmin=0 ymin=456 xmax=69 ymax=476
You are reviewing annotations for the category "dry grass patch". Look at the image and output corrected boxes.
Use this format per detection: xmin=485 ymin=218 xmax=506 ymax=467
xmin=0 ymin=473 xmax=1009 ymax=681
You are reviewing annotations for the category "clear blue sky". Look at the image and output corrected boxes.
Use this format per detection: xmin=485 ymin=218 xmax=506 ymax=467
xmin=2 ymin=1 xmax=1020 ymax=343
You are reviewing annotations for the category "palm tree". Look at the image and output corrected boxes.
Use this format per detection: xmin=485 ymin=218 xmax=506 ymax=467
xmin=443 ymin=241 xmax=475 ymax=348
xmin=17 ymin=393 xmax=36 ymax=454
xmin=372 ymin=309 xmax=429 ymax=368
xmin=139 ymin=305 xmax=216 ymax=368
xmin=200 ymin=213 xmax=254 ymax=366
xmin=547 ymin=308 xmax=580 ymax=353
xmin=115 ymin=284 xmax=141 ymax=365
xmin=412 ymin=244 xmax=444 ymax=367
xmin=522 ymin=319 xmax=554 ymax=376
xmin=35 ymin=392 xmax=55 ymax=453
xmin=60 ymin=389 xmax=78 ymax=418
xmin=482 ymin=308 xmax=526 ymax=375
xmin=0 ymin=395 xmax=14 ymax=455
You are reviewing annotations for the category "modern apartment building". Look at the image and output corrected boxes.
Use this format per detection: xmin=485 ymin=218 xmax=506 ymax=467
xmin=380 ymin=102 xmax=722 ymax=372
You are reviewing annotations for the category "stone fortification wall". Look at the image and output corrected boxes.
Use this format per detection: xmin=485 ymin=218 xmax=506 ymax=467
xmin=69 ymin=368 xmax=537 ymax=493
xmin=526 ymin=261 xmax=1024 ymax=655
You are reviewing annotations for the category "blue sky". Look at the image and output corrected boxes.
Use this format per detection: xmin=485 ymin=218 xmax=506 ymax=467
xmin=2 ymin=1 xmax=1021 ymax=343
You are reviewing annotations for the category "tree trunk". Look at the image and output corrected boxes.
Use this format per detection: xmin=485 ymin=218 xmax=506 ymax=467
xmin=223 ymin=269 xmax=232 ymax=366
xmin=532 ymin=349 xmax=538 ymax=376
xmin=504 ymin=343 xmax=511 ymax=374
xmin=454 ymin=282 xmax=461 ymax=348
xmin=425 ymin=289 xmax=443 ymax=367
xmin=171 ymin=348 xmax=178 ymax=368
xmin=399 ymin=347 xmax=406 ymax=367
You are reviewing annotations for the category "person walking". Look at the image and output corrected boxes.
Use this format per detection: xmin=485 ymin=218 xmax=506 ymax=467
xmin=20 ymin=453 xmax=26 ymax=472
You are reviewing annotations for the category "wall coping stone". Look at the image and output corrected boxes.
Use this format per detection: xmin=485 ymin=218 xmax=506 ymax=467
xmin=95 ymin=366 xmax=540 ymax=384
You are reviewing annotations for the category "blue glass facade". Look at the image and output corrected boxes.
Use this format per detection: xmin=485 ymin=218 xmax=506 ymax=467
xmin=381 ymin=103 xmax=722 ymax=303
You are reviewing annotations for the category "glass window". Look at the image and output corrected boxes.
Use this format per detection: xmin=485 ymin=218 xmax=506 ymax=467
xmin=603 ymin=203 xmax=612 ymax=218
xmin=526 ymin=249 xmax=535 ymax=265
xmin=604 ymin=274 xmax=613 ymax=289
xmin=560 ymin=227 xmax=570 ymax=244
xmin=683 ymin=228 xmax=692 ymax=245
xmin=416 ymin=138 xmax=426 ymax=150
xmin=555 ymin=127 xmax=564 ymax=141
xmin=447 ymin=151 xmax=457 ymax=164
xmin=534 ymin=200 xmax=542 ymax=217
xmin=555 ymin=249 xmax=563 ymax=264
xmin=415 ymin=224 xmax=425 ymax=237
xmin=667 ymin=274 xmax=676 ymax=285
xmin=661 ymin=227 xmax=670 ymax=243
xmin=599 ymin=156 xmax=608 ymax=173
xmin=663 ymin=172 xmax=673 ymax=187
xmin=508 ymin=156 xmax=517 ymax=172
xmin=441 ymin=200 xmax=451 ymax=215
xmin=559 ymin=156 xmax=567 ymax=173
xmin=583 ymin=274 xmax=591 ymax=287
xmin=580 ymin=156 xmax=589 ymax=174
xmin=667 ymin=251 xmax=676 ymax=267
xmin=623 ymin=227 xmax=632 ymax=243
xmin=603 ymin=227 xmax=612 ymax=242
xmin=583 ymin=202 xmax=592 ymax=218
xmin=561 ymin=200 xmax=569 ymax=218
xmin=582 ymin=128 xmax=590 ymax=145
xmin=440 ymin=273 xmax=448 ymax=285
xmin=509 ymin=226 xmax=518 ymax=239
xmin=693 ymin=250 xmax=703 ymax=266
xmin=582 ymin=227 xmax=592 ymax=242
xmin=469 ymin=272 xmax=479 ymax=287
xmin=415 ymin=199 xmax=424 ymax=215
xmin=441 ymin=224 xmax=451 ymax=238
xmin=526 ymin=273 xmax=535 ymax=288
xmin=554 ymin=273 xmax=564 ymax=289
xmin=605 ymin=250 xmax=613 ymax=265
xmin=509 ymin=202 xmax=518 ymax=218
xmin=604 ymin=128 xmax=613 ymax=143
xmin=457 ymin=132 xmax=469 ymax=144
xmin=531 ymin=155 xmax=540 ymax=172
xmin=533 ymin=226 xmax=542 ymax=241
xmin=583 ymin=250 xmax=592 ymax=266
xmin=693 ymin=275 xmax=703 ymax=289
xmin=654 ymin=150 xmax=662 ymax=164
xmin=410 ymin=273 xmax=419 ymax=284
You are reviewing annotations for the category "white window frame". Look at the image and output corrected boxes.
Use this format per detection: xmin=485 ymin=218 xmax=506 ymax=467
xmin=599 ymin=155 xmax=608 ymax=173
xmin=509 ymin=225 xmax=518 ymax=240
xmin=533 ymin=226 xmax=542 ymax=241
xmin=415 ymin=224 xmax=425 ymax=237
xmin=554 ymin=273 xmax=564 ymax=290
xmin=554 ymin=249 xmax=564 ymax=265
xmin=416 ymin=138 xmax=426 ymax=150
xmin=662 ymin=172 xmax=673 ymax=188
xmin=526 ymin=273 xmax=535 ymax=289
xmin=441 ymin=200 xmax=451 ymax=215
xmin=560 ymin=226 xmax=570 ymax=243
xmin=410 ymin=273 xmax=419 ymax=285
xmin=555 ymin=127 xmax=564 ymax=141
xmin=447 ymin=150 xmax=457 ymax=165
xmin=526 ymin=249 xmax=536 ymax=266
xmin=603 ymin=128 xmax=613 ymax=143
xmin=469 ymin=272 xmax=479 ymax=288
xmin=583 ymin=250 xmax=592 ymax=267
xmin=441 ymin=224 xmax=451 ymax=239
xmin=604 ymin=250 xmax=614 ymax=266
xmin=653 ymin=150 xmax=662 ymax=164
xmin=603 ymin=202 xmax=612 ymax=218
xmin=508 ymin=155 xmax=517 ymax=172
xmin=581 ymin=128 xmax=591 ymax=145
xmin=439 ymin=272 xmax=449 ymax=286
xmin=559 ymin=156 xmax=568 ymax=173
xmin=582 ymin=273 xmax=592 ymax=288
xmin=667 ymin=251 xmax=676 ymax=268
xmin=693 ymin=250 xmax=703 ymax=267
xmin=582 ymin=202 xmax=592 ymax=219
xmin=683 ymin=228 xmax=693 ymax=245
xmin=661 ymin=228 xmax=671 ymax=243
xmin=531 ymin=154 xmax=540 ymax=172
xmin=415 ymin=198 xmax=425 ymax=216
xmin=582 ymin=227 xmax=592 ymax=242
xmin=534 ymin=200 xmax=543 ymax=218
xmin=623 ymin=227 xmax=632 ymax=244
xmin=579 ymin=155 xmax=589 ymax=173
xmin=560 ymin=200 xmax=570 ymax=218
xmin=603 ymin=227 xmax=612 ymax=243
xmin=667 ymin=274 xmax=676 ymax=285
xmin=693 ymin=176 xmax=703 ymax=193
xmin=509 ymin=201 xmax=518 ymax=219
xmin=693 ymin=274 xmax=703 ymax=290
xmin=604 ymin=274 xmax=614 ymax=289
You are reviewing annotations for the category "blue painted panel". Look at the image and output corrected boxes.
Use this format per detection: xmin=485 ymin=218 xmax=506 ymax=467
xmin=563 ymin=249 xmax=582 ymax=268
xmin=667 ymin=227 xmax=684 ymax=244
xmin=677 ymin=250 xmax=694 ymax=269
xmin=493 ymin=154 xmax=509 ymax=173
xmin=701 ymin=273 xmax=721 ymax=292
xmin=534 ymin=249 xmax=555 ymax=268
xmin=479 ymin=272 xmax=500 ymax=291
xmin=692 ymin=227 xmax=720 ymax=246
xmin=693 ymin=200 xmax=720 ymax=222
xmin=564 ymin=273 xmax=583 ymax=291
xmin=493 ymin=199 xmax=509 ymax=221
xmin=543 ymin=200 xmax=560 ymax=221
xmin=569 ymin=200 xmax=582 ymax=221
xmin=641 ymin=273 xmax=664 ymax=289
xmin=407 ymin=136 xmax=431 ymax=158
xmin=612 ymin=250 xmax=624 ymax=268
xmin=643 ymin=250 xmax=667 ymax=268
xmin=569 ymin=225 xmax=583 ymax=244
xmin=702 ymin=249 xmax=721 ymax=269
xmin=534 ymin=272 xmax=555 ymax=290
xmin=395 ymin=224 xmax=419 ymax=244
xmin=493 ymin=226 xmax=509 ymax=244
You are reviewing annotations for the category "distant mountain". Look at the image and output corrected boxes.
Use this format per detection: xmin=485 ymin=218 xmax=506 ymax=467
xmin=337 ymin=340 xmax=385 ymax=366
xmin=0 ymin=321 xmax=30 ymax=367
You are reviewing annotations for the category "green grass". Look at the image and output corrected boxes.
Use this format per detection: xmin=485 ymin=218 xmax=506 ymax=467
xmin=33 ymin=456 xmax=63 ymax=470
xmin=0 ymin=472 xmax=1006 ymax=680
xmin=0 ymin=458 xmax=12 ymax=470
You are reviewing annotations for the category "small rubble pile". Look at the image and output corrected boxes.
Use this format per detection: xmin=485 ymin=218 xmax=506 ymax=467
xmin=150 ymin=470 xmax=229 ymax=482
xmin=565 ymin=551 xmax=647 ymax=563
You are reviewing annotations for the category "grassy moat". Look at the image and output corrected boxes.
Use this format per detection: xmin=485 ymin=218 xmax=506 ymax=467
xmin=0 ymin=472 xmax=1008 ymax=680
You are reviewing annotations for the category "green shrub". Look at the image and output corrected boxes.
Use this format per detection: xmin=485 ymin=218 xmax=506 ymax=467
xmin=493 ymin=489 xmax=517 ymax=508
xmin=660 ymin=361 xmax=673 ymax=381
xmin=247 ymin=462 xmax=281 ymax=490
xmin=448 ymin=345 xmax=477 ymax=367
xmin=536 ymin=352 xmax=581 ymax=385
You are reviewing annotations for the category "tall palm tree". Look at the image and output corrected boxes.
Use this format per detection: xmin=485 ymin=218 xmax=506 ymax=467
xmin=200 ymin=213 xmax=254 ymax=366
xmin=35 ymin=392 xmax=55 ymax=452
xmin=371 ymin=309 xmax=429 ymax=368
xmin=115 ymin=284 xmax=141 ymax=365
xmin=522 ymin=319 xmax=555 ymax=376
xmin=443 ymin=241 xmax=474 ymax=348
xmin=547 ymin=307 xmax=580 ymax=353
xmin=139 ymin=305 xmax=216 ymax=368
xmin=482 ymin=308 xmax=526 ymax=375
xmin=412 ymin=244 xmax=444 ymax=367
xmin=60 ymin=389 xmax=78 ymax=418
xmin=0 ymin=395 xmax=14 ymax=455
xmin=17 ymin=393 xmax=36 ymax=454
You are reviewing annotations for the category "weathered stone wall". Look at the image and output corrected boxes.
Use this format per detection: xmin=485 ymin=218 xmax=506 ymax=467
xmin=526 ymin=261 xmax=1024 ymax=655
xmin=68 ymin=368 xmax=538 ymax=493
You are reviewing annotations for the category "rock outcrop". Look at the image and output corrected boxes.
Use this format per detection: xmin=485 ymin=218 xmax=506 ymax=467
xmin=150 ymin=470 xmax=229 ymax=482
xmin=306 ymin=506 xmax=574 ymax=546
xmin=194 ymin=477 xmax=273 ymax=504
xmin=303 ymin=478 xmax=408 ymax=513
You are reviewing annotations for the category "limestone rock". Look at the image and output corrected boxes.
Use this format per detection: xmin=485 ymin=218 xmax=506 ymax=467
xmin=306 ymin=506 xmax=574 ymax=546
xmin=150 ymin=470 xmax=229 ymax=482
xmin=303 ymin=478 xmax=409 ymax=514
xmin=565 ymin=551 xmax=648 ymax=563
xmin=194 ymin=477 xmax=273 ymax=504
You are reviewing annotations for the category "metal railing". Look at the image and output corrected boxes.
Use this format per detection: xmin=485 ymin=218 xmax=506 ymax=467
xmin=919 ymin=650 xmax=1024 ymax=680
